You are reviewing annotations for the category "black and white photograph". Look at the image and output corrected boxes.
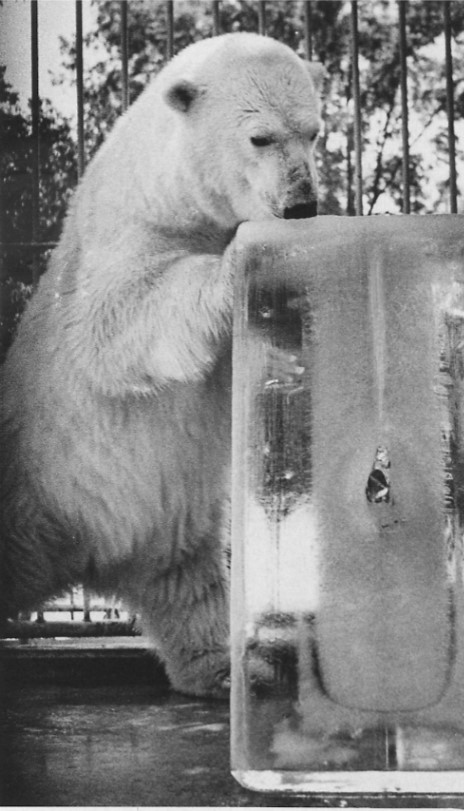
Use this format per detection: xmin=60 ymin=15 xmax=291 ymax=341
xmin=0 ymin=0 xmax=464 ymax=807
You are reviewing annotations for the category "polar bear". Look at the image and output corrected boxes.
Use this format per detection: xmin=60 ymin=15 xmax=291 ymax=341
xmin=0 ymin=33 xmax=323 ymax=696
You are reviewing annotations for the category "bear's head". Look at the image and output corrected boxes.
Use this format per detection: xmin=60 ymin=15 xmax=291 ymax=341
xmin=162 ymin=33 xmax=324 ymax=228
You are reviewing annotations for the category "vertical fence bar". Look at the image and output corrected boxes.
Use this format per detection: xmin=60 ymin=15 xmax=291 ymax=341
xmin=166 ymin=0 xmax=174 ymax=59
xmin=444 ymin=1 xmax=458 ymax=213
xmin=350 ymin=1 xmax=363 ymax=216
xmin=212 ymin=0 xmax=220 ymax=36
xmin=398 ymin=0 xmax=410 ymax=214
xmin=346 ymin=67 xmax=355 ymax=216
xmin=30 ymin=0 xmax=40 ymax=285
xmin=120 ymin=0 xmax=129 ymax=112
xmin=75 ymin=0 xmax=85 ymax=179
xmin=304 ymin=1 xmax=313 ymax=61
xmin=258 ymin=1 xmax=266 ymax=35
xmin=83 ymin=588 xmax=91 ymax=622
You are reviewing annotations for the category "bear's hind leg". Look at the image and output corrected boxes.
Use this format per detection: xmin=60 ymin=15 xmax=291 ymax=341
xmin=132 ymin=542 xmax=230 ymax=698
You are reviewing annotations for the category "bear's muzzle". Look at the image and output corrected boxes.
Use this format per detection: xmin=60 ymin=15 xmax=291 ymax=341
xmin=283 ymin=201 xmax=318 ymax=219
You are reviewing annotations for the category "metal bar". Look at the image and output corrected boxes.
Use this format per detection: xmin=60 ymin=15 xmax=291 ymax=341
xmin=345 ymin=58 xmax=355 ymax=215
xmin=398 ymin=0 xmax=410 ymax=214
xmin=444 ymin=1 xmax=458 ymax=213
xmin=120 ymin=0 xmax=129 ymax=112
xmin=212 ymin=0 xmax=220 ymax=36
xmin=75 ymin=0 xmax=85 ymax=178
xmin=258 ymin=1 xmax=266 ymax=36
xmin=166 ymin=0 xmax=174 ymax=59
xmin=30 ymin=0 xmax=40 ymax=285
xmin=304 ymin=1 xmax=313 ymax=61
xmin=346 ymin=116 xmax=355 ymax=215
xmin=83 ymin=588 xmax=91 ymax=622
xmin=350 ymin=1 xmax=363 ymax=216
xmin=22 ymin=599 xmax=124 ymax=613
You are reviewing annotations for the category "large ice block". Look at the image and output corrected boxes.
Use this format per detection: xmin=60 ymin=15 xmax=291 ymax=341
xmin=231 ymin=215 xmax=464 ymax=792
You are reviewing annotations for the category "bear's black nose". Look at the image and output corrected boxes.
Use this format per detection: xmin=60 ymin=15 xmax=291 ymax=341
xmin=283 ymin=202 xmax=318 ymax=219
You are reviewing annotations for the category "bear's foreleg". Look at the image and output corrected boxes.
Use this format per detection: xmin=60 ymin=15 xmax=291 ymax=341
xmin=66 ymin=230 xmax=235 ymax=396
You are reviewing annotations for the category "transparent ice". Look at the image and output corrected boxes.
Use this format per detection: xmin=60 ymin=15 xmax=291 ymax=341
xmin=231 ymin=216 xmax=464 ymax=794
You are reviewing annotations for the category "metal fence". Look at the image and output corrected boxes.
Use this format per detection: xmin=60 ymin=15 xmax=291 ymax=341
xmin=1 ymin=0 xmax=462 ymax=638
xmin=7 ymin=586 xmax=137 ymax=639
xmin=24 ymin=0 xmax=461 ymax=250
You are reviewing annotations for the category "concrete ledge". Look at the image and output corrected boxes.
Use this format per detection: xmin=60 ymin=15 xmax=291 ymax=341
xmin=0 ymin=636 xmax=169 ymax=688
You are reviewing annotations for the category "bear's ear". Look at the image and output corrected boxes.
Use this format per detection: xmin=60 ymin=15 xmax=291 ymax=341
xmin=305 ymin=61 xmax=326 ymax=93
xmin=164 ymin=79 xmax=199 ymax=113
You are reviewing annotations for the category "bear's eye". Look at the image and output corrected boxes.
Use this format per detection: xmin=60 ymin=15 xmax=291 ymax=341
xmin=309 ymin=132 xmax=319 ymax=143
xmin=250 ymin=135 xmax=273 ymax=148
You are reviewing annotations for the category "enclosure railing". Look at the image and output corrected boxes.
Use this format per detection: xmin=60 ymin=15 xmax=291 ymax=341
xmin=27 ymin=0 xmax=461 ymax=234
xmin=1 ymin=0 xmax=461 ymax=637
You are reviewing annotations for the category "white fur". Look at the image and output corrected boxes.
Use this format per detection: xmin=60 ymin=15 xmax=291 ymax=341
xmin=0 ymin=33 xmax=322 ymax=696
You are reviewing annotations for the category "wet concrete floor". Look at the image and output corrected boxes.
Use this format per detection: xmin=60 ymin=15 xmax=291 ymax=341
xmin=0 ymin=684 xmax=243 ymax=806
xmin=1 ymin=684 xmax=463 ymax=807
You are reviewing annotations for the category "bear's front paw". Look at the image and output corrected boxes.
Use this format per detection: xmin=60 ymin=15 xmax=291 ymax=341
xmin=210 ymin=664 xmax=231 ymax=698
